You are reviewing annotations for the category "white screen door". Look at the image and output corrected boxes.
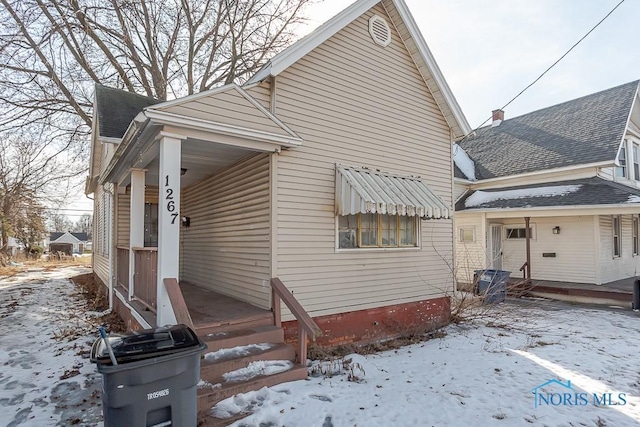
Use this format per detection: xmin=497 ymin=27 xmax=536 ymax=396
xmin=489 ymin=224 xmax=503 ymax=270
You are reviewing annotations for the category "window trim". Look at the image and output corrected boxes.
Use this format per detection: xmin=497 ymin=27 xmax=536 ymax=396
xmin=504 ymin=225 xmax=536 ymax=240
xmin=616 ymin=144 xmax=627 ymax=178
xmin=336 ymin=213 xmax=421 ymax=252
xmin=633 ymin=216 xmax=639 ymax=256
xmin=613 ymin=215 xmax=621 ymax=258
xmin=633 ymin=143 xmax=640 ymax=181
xmin=458 ymin=226 xmax=475 ymax=243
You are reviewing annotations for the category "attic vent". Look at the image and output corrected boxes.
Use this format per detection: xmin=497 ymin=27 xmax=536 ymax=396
xmin=368 ymin=15 xmax=391 ymax=47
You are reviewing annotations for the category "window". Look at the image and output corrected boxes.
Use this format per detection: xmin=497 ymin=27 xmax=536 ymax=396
xmin=633 ymin=216 xmax=639 ymax=256
xmin=459 ymin=226 xmax=475 ymax=242
xmin=616 ymin=145 xmax=627 ymax=178
xmin=144 ymin=203 xmax=159 ymax=247
xmin=634 ymin=144 xmax=640 ymax=181
xmin=505 ymin=227 xmax=534 ymax=239
xmin=338 ymin=214 xmax=418 ymax=249
xmin=613 ymin=215 xmax=621 ymax=257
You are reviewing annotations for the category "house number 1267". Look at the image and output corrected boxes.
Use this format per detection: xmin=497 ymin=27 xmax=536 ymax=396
xmin=165 ymin=175 xmax=179 ymax=225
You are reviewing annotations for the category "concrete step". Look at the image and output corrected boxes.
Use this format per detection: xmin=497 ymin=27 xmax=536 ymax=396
xmin=197 ymin=363 xmax=307 ymax=415
xmin=200 ymin=342 xmax=296 ymax=384
xmin=195 ymin=313 xmax=273 ymax=336
xmin=200 ymin=325 xmax=284 ymax=352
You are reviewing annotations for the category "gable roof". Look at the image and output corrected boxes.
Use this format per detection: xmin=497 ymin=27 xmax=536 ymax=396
xmin=50 ymin=232 xmax=88 ymax=242
xmin=146 ymin=84 xmax=301 ymax=141
xmin=456 ymin=177 xmax=640 ymax=212
xmin=247 ymin=0 xmax=470 ymax=138
xmin=458 ymin=81 xmax=640 ymax=180
xmin=95 ymin=85 xmax=161 ymax=139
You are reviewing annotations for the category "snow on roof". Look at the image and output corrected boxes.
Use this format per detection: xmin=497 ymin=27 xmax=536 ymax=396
xmin=453 ymin=143 xmax=476 ymax=181
xmin=627 ymin=195 xmax=640 ymax=203
xmin=465 ymin=185 xmax=582 ymax=208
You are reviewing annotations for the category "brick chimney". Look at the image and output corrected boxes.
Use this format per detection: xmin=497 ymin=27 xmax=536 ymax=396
xmin=492 ymin=109 xmax=504 ymax=127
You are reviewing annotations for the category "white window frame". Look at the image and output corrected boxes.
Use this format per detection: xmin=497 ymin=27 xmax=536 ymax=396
xmin=458 ymin=226 xmax=475 ymax=242
xmin=616 ymin=144 xmax=627 ymax=178
xmin=613 ymin=215 xmax=621 ymax=258
xmin=505 ymin=225 xmax=536 ymax=240
xmin=336 ymin=213 xmax=421 ymax=252
xmin=633 ymin=216 xmax=639 ymax=256
xmin=633 ymin=143 xmax=640 ymax=181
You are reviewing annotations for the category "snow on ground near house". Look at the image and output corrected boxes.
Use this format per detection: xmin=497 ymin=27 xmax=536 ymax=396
xmin=0 ymin=266 xmax=104 ymax=427
xmin=204 ymin=343 xmax=275 ymax=362
xmin=213 ymin=301 xmax=640 ymax=427
xmin=465 ymin=185 xmax=582 ymax=207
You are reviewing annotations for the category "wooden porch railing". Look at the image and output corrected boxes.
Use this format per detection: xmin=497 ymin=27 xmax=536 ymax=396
xmin=164 ymin=278 xmax=195 ymax=331
xmin=519 ymin=262 xmax=529 ymax=280
xmin=132 ymin=247 xmax=158 ymax=312
xmin=116 ymin=247 xmax=129 ymax=289
xmin=270 ymin=278 xmax=322 ymax=365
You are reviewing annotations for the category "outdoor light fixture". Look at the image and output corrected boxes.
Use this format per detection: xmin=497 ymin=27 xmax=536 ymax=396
xmin=181 ymin=216 xmax=191 ymax=227
xmin=552 ymin=226 xmax=561 ymax=235
xmin=180 ymin=168 xmax=187 ymax=176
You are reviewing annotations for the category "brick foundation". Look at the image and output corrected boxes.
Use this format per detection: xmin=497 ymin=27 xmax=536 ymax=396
xmin=283 ymin=296 xmax=450 ymax=348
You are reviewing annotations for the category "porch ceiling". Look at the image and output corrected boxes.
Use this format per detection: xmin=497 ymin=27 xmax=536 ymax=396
xmin=128 ymin=137 xmax=255 ymax=189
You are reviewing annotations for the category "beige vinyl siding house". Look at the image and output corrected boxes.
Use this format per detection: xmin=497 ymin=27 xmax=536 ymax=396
xmin=87 ymin=0 xmax=471 ymax=344
xmin=268 ymin=4 xmax=454 ymax=318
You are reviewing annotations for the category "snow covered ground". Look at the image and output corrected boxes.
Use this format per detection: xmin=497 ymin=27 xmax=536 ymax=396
xmin=212 ymin=301 xmax=640 ymax=427
xmin=0 ymin=266 xmax=104 ymax=427
xmin=2 ymin=267 xmax=640 ymax=427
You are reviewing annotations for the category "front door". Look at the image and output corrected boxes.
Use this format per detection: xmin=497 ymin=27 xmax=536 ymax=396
xmin=489 ymin=224 xmax=503 ymax=270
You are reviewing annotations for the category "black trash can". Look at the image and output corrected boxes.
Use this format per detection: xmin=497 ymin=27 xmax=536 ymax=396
xmin=90 ymin=324 xmax=207 ymax=427
xmin=475 ymin=269 xmax=511 ymax=304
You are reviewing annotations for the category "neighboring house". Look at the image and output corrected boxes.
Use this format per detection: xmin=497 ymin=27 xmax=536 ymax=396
xmin=49 ymin=232 xmax=89 ymax=253
xmin=86 ymin=0 xmax=471 ymax=350
xmin=454 ymin=80 xmax=640 ymax=287
xmin=6 ymin=237 xmax=22 ymax=257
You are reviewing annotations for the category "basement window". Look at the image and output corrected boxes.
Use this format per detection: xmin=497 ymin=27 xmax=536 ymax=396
xmin=338 ymin=214 xmax=418 ymax=249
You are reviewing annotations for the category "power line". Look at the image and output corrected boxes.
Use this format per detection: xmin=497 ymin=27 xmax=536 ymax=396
xmin=464 ymin=0 xmax=626 ymax=138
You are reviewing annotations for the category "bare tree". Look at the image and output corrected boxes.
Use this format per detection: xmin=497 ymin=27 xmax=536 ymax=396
xmin=0 ymin=130 xmax=81 ymax=251
xmin=0 ymin=0 xmax=312 ymax=138
xmin=73 ymin=213 xmax=93 ymax=237
xmin=48 ymin=213 xmax=74 ymax=232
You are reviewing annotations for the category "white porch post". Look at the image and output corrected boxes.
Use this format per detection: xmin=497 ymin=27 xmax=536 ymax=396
xmin=156 ymin=133 xmax=182 ymax=326
xmin=129 ymin=169 xmax=146 ymax=300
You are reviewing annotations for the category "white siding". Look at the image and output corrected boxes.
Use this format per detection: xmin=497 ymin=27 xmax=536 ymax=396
xmin=274 ymin=4 xmax=455 ymax=318
xmin=454 ymin=183 xmax=468 ymax=202
xmin=454 ymin=215 xmax=486 ymax=285
xmin=501 ymin=217 xmax=596 ymax=283
xmin=180 ymin=153 xmax=271 ymax=308
xmin=600 ymin=214 xmax=640 ymax=283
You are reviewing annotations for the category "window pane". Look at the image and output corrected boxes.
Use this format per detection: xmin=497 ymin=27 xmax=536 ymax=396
xmin=381 ymin=215 xmax=397 ymax=246
xmin=338 ymin=215 xmax=358 ymax=248
xmin=460 ymin=227 xmax=474 ymax=242
xmin=400 ymin=216 xmax=416 ymax=246
xmin=144 ymin=203 xmax=158 ymax=247
xmin=360 ymin=213 xmax=378 ymax=246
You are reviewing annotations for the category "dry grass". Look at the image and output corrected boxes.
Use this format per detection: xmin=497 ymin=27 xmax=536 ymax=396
xmin=70 ymin=272 xmax=127 ymax=334
xmin=0 ymin=255 xmax=92 ymax=278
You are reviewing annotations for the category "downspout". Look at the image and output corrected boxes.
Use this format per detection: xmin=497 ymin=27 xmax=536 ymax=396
xmin=106 ymin=183 xmax=115 ymax=313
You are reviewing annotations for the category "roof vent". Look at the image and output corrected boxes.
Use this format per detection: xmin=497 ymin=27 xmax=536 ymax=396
xmin=369 ymin=15 xmax=391 ymax=47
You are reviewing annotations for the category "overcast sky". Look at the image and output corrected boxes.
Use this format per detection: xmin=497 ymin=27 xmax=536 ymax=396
xmin=302 ymin=0 xmax=639 ymax=129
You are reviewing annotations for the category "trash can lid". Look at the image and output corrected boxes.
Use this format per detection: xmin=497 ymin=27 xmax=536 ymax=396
xmin=90 ymin=324 xmax=202 ymax=365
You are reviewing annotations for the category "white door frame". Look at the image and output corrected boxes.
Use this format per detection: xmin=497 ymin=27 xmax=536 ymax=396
xmin=489 ymin=223 xmax=503 ymax=270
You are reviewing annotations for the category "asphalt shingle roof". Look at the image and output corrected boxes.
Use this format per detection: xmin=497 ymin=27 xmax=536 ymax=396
xmin=458 ymin=81 xmax=639 ymax=180
xmin=50 ymin=232 xmax=89 ymax=241
xmin=456 ymin=177 xmax=640 ymax=211
xmin=95 ymin=85 xmax=160 ymax=139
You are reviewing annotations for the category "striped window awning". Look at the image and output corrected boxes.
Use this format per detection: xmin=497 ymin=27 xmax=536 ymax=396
xmin=335 ymin=165 xmax=451 ymax=219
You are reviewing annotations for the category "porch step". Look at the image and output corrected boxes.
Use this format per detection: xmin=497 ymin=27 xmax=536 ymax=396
xmin=201 ymin=342 xmax=296 ymax=384
xmin=196 ymin=364 xmax=308 ymax=414
xmin=201 ymin=325 xmax=284 ymax=352
xmin=194 ymin=312 xmax=274 ymax=336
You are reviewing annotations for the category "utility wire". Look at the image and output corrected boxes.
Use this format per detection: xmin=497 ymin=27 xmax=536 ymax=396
xmin=462 ymin=0 xmax=626 ymax=140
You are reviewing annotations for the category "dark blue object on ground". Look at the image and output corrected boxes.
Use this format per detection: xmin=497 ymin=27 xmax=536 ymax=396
xmin=475 ymin=269 xmax=511 ymax=304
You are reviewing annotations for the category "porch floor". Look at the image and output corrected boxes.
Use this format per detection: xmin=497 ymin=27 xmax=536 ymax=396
xmin=180 ymin=282 xmax=272 ymax=330
xmin=509 ymin=276 xmax=634 ymax=304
